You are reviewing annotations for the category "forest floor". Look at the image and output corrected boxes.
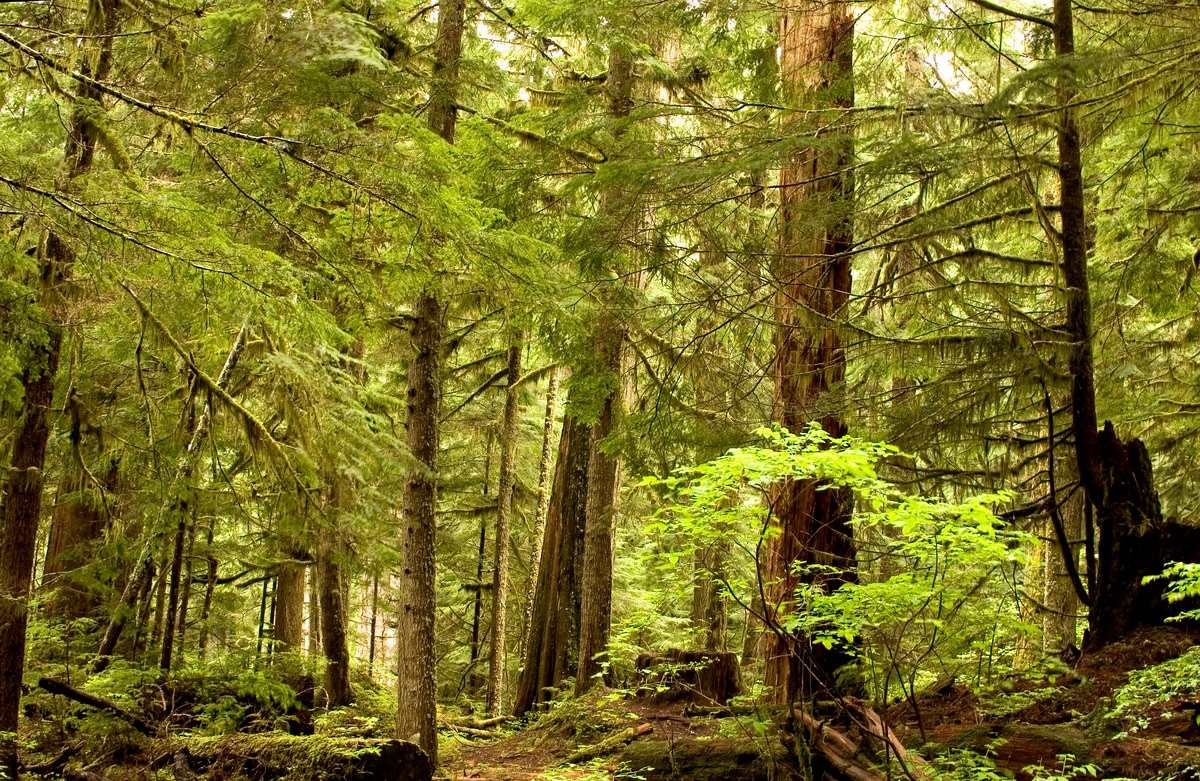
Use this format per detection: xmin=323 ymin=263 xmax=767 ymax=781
xmin=441 ymin=627 xmax=1200 ymax=781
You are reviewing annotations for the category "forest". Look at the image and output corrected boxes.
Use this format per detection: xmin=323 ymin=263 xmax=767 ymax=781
xmin=4 ymin=0 xmax=1200 ymax=778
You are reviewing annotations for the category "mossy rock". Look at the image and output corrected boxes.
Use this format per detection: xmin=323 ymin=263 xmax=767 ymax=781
xmin=180 ymin=734 xmax=431 ymax=781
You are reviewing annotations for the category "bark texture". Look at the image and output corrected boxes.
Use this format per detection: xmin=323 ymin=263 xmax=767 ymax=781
xmin=274 ymin=551 xmax=307 ymax=652
xmin=576 ymin=45 xmax=636 ymax=698
xmin=318 ymin=529 xmax=353 ymax=707
xmin=518 ymin=368 xmax=561 ymax=664
xmin=486 ymin=343 xmax=523 ymax=716
xmin=764 ymin=0 xmax=856 ymax=705
xmin=396 ymin=291 xmax=444 ymax=757
xmin=514 ymin=413 xmax=591 ymax=715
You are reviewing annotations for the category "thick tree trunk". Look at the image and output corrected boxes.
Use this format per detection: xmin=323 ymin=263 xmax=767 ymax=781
xmin=519 ymin=368 xmax=561 ymax=664
xmin=274 ymin=549 xmax=307 ymax=652
xmin=0 ymin=2 xmax=117 ymax=772
xmin=576 ymin=45 xmax=636 ymax=699
xmin=396 ymin=0 xmax=464 ymax=759
xmin=317 ymin=529 xmax=353 ymax=707
xmin=396 ymin=291 xmax=443 ymax=758
xmin=486 ymin=343 xmax=523 ymax=716
xmin=514 ymin=413 xmax=590 ymax=715
xmin=764 ymin=0 xmax=856 ymax=706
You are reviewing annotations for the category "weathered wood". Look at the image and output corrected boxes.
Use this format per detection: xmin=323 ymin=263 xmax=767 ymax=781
xmin=635 ymin=649 xmax=741 ymax=704
xmin=37 ymin=678 xmax=155 ymax=736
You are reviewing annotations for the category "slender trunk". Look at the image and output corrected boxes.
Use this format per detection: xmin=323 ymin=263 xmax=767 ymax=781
xmin=764 ymin=0 xmax=856 ymax=705
xmin=274 ymin=549 xmax=307 ymax=652
xmin=519 ymin=368 xmax=561 ymax=664
xmin=307 ymin=566 xmax=322 ymax=655
xmin=576 ymin=45 xmax=636 ymax=699
xmin=197 ymin=519 xmax=218 ymax=660
xmin=368 ymin=574 xmax=379 ymax=674
xmin=317 ymin=529 xmax=353 ymax=706
xmin=467 ymin=434 xmax=492 ymax=693
xmin=486 ymin=343 xmax=523 ymax=716
xmin=256 ymin=578 xmax=270 ymax=656
xmin=514 ymin=412 xmax=590 ymax=715
xmin=160 ymin=499 xmax=191 ymax=672
xmin=174 ymin=516 xmax=198 ymax=657
xmin=741 ymin=544 xmax=768 ymax=667
xmin=0 ymin=2 xmax=117 ymax=770
xmin=130 ymin=565 xmax=156 ymax=661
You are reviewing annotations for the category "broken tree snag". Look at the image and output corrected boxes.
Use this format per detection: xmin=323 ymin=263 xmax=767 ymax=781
xmin=37 ymin=677 xmax=156 ymax=736
xmin=635 ymin=650 xmax=741 ymax=704
xmin=1085 ymin=424 xmax=1200 ymax=650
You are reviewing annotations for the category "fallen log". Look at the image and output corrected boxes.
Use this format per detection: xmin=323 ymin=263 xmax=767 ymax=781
xmin=841 ymin=697 xmax=930 ymax=781
xmin=179 ymin=734 xmax=432 ymax=781
xmin=619 ymin=736 xmax=791 ymax=781
xmin=565 ymin=724 xmax=653 ymax=764
xmin=22 ymin=744 xmax=81 ymax=775
xmin=792 ymin=709 xmax=882 ymax=781
xmin=37 ymin=678 xmax=156 ymax=736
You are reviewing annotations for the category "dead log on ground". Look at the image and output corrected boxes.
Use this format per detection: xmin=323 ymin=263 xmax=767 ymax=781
xmin=38 ymin=678 xmax=156 ymax=736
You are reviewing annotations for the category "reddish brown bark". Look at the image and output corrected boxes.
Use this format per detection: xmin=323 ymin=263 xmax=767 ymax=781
xmin=514 ymin=413 xmax=591 ymax=715
xmin=764 ymin=0 xmax=856 ymax=705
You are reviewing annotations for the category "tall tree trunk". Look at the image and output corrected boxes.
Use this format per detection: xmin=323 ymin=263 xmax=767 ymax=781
xmin=317 ymin=528 xmax=352 ymax=707
xmin=514 ymin=412 xmax=590 ymax=716
xmin=274 ymin=548 xmax=307 ymax=652
xmin=576 ymin=45 xmax=636 ymax=699
xmin=466 ymin=440 xmax=489 ymax=694
xmin=764 ymin=0 xmax=856 ymax=706
xmin=0 ymin=2 xmax=117 ymax=772
xmin=486 ymin=343 xmax=523 ymax=716
xmin=396 ymin=0 xmax=463 ymax=761
xmin=519 ymin=368 xmax=561 ymax=664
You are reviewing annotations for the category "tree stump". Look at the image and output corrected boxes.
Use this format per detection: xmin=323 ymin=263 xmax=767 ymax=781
xmin=634 ymin=650 xmax=741 ymax=705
